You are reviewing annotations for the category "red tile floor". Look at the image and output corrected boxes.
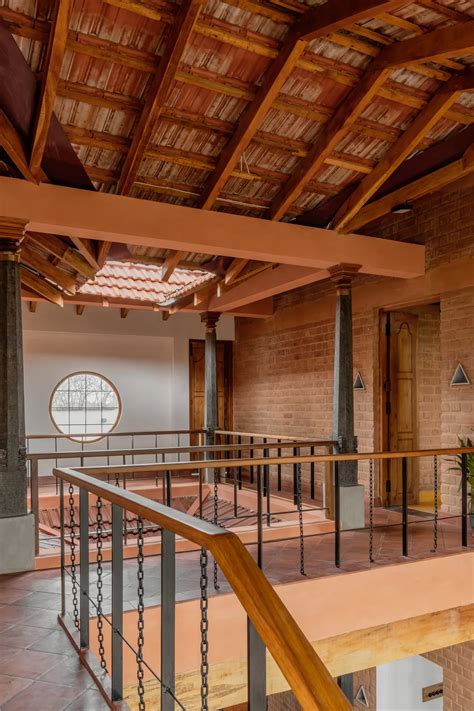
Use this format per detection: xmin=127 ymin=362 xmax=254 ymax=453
xmin=1 ymin=502 xmax=472 ymax=709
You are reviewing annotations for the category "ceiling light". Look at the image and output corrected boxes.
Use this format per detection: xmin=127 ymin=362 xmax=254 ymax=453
xmin=391 ymin=202 xmax=413 ymax=214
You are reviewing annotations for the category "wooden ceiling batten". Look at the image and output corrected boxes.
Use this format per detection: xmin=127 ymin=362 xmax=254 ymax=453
xmin=0 ymin=111 xmax=38 ymax=183
xmin=21 ymin=244 xmax=77 ymax=294
xmin=27 ymin=232 xmax=97 ymax=278
xmin=117 ymin=0 xmax=205 ymax=196
xmin=21 ymin=267 xmax=64 ymax=306
xmin=269 ymin=21 xmax=474 ymax=221
xmin=332 ymin=69 xmax=474 ymax=232
xmin=198 ymin=0 xmax=406 ymax=210
xmin=29 ymin=0 xmax=71 ymax=177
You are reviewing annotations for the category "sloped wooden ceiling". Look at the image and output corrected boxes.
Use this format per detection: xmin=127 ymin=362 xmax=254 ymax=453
xmin=0 ymin=0 xmax=473 ymax=309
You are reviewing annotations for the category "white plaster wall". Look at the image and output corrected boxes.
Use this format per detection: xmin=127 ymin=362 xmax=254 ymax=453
xmin=376 ymin=655 xmax=443 ymax=710
xmin=22 ymin=304 xmax=234 ymax=440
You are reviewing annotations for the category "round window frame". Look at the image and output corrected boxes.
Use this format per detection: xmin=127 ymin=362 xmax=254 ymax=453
xmin=49 ymin=371 xmax=122 ymax=443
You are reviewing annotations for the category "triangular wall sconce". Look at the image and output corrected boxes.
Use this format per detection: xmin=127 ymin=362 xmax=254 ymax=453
xmin=355 ymin=685 xmax=369 ymax=707
xmin=450 ymin=363 xmax=470 ymax=386
xmin=353 ymin=372 xmax=365 ymax=391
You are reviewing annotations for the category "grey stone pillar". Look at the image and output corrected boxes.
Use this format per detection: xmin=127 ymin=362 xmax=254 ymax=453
xmin=0 ymin=219 xmax=35 ymax=573
xmin=330 ymin=264 xmax=364 ymax=530
xmin=201 ymin=311 xmax=220 ymax=447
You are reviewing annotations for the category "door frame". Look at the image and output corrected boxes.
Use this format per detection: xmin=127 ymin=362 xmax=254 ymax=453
xmin=378 ymin=309 xmax=419 ymax=506
xmin=188 ymin=338 xmax=234 ymax=435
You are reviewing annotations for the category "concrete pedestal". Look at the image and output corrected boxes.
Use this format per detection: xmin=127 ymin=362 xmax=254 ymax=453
xmin=0 ymin=513 xmax=35 ymax=574
xmin=339 ymin=484 xmax=365 ymax=531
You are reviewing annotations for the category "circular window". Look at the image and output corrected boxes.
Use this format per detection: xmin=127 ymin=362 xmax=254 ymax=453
xmin=50 ymin=372 xmax=121 ymax=442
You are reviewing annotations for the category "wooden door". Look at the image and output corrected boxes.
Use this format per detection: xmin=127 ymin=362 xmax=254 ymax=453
xmin=381 ymin=312 xmax=418 ymax=505
xmin=189 ymin=340 xmax=233 ymax=444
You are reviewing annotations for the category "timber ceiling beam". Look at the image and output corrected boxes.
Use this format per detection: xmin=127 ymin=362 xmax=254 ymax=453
xmin=21 ymin=267 xmax=64 ymax=306
xmin=198 ymin=0 xmax=406 ymax=209
xmin=117 ymin=0 xmax=204 ymax=195
xmin=332 ymin=69 xmax=474 ymax=232
xmin=68 ymin=236 xmax=101 ymax=271
xmin=346 ymin=142 xmax=474 ymax=232
xmin=269 ymin=22 xmax=474 ymax=220
xmin=29 ymin=0 xmax=71 ymax=177
xmin=27 ymin=231 xmax=97 ymax=278
xmin=225 ymin=258 xmax=249 ymax=285
xmin=0 ymin=111 xmax=38 ymax=183
xmin=160 ymin=250 xmax=186 ymax=281
xmin=21 ymin=244 xmax=77 ymax=293
xmin=0 ymin=178 xmax=425 ymax=279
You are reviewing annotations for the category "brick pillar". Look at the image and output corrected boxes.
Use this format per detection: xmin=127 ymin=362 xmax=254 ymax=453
xmin=329 ymin=264 xmax=364 ymax=530
xmin=201 ymin=311 xmax=220 ymax=447
xmin=0 ymin=218 xmax=35 ymax=573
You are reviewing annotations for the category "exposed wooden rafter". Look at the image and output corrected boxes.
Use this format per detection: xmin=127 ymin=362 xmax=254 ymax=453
xmin=68 ymin=236 xmax=101 ymax=271
xmin=160 ymin=250 xmax=186 ymax=282
xmin=345 ymin=143 xmax=474 ymax=232
xmin=21 ymin=244 xmax=77 ymax=293
xmin=269 ymin=22 xmax=474 ymax=220
xmin=117 ymin=0 xmax=204 ymax=195
xmin=27 ymin=232 xmax=97 ymax=278
xmin=198 ymin=0 xmax=406 ymax=209
xmin=332 ymin=69 xmax=474 ymax=232
xmin=0 ymin=111 xmax=38 ymax=182
xmin=225 ymin=258 xmax=249 ymax=285
xmin=29 ymin=0 xmax=71 ymax=176
xmin=21 ymin=267 xmax=64 ymax=306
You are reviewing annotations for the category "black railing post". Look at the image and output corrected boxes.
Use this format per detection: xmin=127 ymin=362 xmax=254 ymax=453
xmin=111 ymin=504 xmax=124 ymax=702
xmin=166 ymin=470 xmax=172 ymax=507
xmin=310 ymin=447 xmax=315 ymax=500
xmin=161 ymin=529 xmax=176 ymax=711
xmin=79 ymin=487 xmax=90 ymax=650
xmin=250 ymin=436 xmax=254 ymax=484
xmin=237 ymin=435 xmax=242 ymax=490
xmin=60 ymin=478 xmax=66 ymax=617
xmin=293 ymin=447 xmax=298 ymax=504
xmin=247 ymin=619 xmax=266 ymax=711
xmin=402 ymin=457 xmax=408 ymax=557
xmin=277 ymin=440 xmax=282 ymax=492
xmin=461 ymin=452 xmax=468 ymax=548
xmin=334 ymin=461 xmax=340 ymax=568
xmin=257 ymin=465 xmax=263 ymax=569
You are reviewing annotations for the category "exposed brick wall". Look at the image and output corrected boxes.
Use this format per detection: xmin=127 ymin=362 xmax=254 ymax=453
xmin=424 ymin=642 xmax=474 ymax=711
xmin=233 ymin=182 xmax=474 ymax=510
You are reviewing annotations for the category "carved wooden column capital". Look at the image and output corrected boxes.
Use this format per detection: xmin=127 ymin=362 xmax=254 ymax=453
xmin=328 ymin=263 xmax=362 ymax=295
xmin=0 ymin=218 xmax=27 ymax=261
xmin=200 ymin=311 xmax=220 ymax=332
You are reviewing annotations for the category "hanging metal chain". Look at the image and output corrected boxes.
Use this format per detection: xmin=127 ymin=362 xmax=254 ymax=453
xmin=432 ymin=455 xmax=439 ymax=553
xmin=96 ymin=496 xmax=107 ymax=671
xmin=114 ymin=470 xmax=120 ymax=487
xmin=136 ymin=517 xmax=146 ymax=711
xmin=213 ymin=470 xmax=220 ymax=590
xmin=68 ymin=484 xmax=79 ymax=629
xmin=369 ymin=459 xmax=374 ymax=563
xmin=296 ymin=463 xmax=306 ymax=576
xmin=200 ymin=547 xmax=209 ymax=711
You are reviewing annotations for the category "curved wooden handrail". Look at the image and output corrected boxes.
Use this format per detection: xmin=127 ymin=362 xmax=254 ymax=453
xmin=77 ymin=446 xmax=474 ymax=477
xmin=28 ymin=439 xmax=333 ymax=461
xmin=54 ymin=467 xmax=350 ymax=710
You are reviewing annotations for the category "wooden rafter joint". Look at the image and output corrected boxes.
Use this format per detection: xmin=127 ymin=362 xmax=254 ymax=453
xmin=21 ymin=266 xmax=64 ymax=306
xmin=160 ymin=250 xmax=185 ymax=282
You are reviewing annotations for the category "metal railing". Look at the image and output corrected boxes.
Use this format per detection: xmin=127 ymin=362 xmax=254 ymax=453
xmin=75 ymin=446 xmax=473 ymax=574
xmin=54 ymin=466 xmax=350 ymax=710
xmin=30 ymin=437 xmax=335 ymax=555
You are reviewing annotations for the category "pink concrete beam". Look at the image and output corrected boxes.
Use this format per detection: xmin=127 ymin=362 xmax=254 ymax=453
xmin=0 ymin=178 xmax=425 ymax=278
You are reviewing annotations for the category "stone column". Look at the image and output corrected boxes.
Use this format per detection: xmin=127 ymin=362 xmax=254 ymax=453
xmin=330 ymin=264 xmax=365 ymax=530
xmin=201 ymin=312 xmax=220 ymax=447
xmin=0 ymin=218 xmax=35 ymax=573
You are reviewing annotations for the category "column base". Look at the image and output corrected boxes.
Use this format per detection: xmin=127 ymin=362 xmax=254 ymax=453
xmin=339 ymin=485 xmax=365 ymax=531
xmin=0 ymin=513 xmax=35 ymax=574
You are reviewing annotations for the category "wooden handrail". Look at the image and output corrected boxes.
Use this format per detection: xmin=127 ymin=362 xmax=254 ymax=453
xmin=54 ymin=467 xmax=350 ymax=710
xmin=28 ymin=439 xmax=334 ymax=461
xmin=77 ymin=446 xmax=474 ymax=477
xmin=26 ymin=428 xmax=206 ymax=441
xmin=215 ymin=429 xmax=320 ymax=442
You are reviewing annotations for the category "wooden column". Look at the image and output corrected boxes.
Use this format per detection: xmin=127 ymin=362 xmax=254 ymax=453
xmin=330 ymin=264 xmax=361 ymax=486
xmin=0 ymin=219 xmax=28 ymax=517
xmin=201 ymin=312 xmax=220 ymax=446
xmin=0 ymin=219 xmax=34 ymax=572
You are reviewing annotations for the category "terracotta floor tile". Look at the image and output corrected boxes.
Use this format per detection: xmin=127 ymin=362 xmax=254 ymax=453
xmin=0 ymin=624 xmax=52 ymax=649
xmin=0 ymin=674 xmax=33 ymax=705
xmin=1 ymin=680 xmax=82 ymax=711
xmin=38 ymin=656 xmax=97 ymax=690
xmin=0 ymin=588 xmax=31 ymax=605
xmin=64 ymin=689 xmax=110 ymax=710
xmin=16 ymin=591 xmax=62 ymax=611
xmin=28 ymin=630 xmax=77 ymax=656
xmin=0 ymin=605 xmax=37 ymax=624
xmin=0 ymin=648 xmax=68 ymax=679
